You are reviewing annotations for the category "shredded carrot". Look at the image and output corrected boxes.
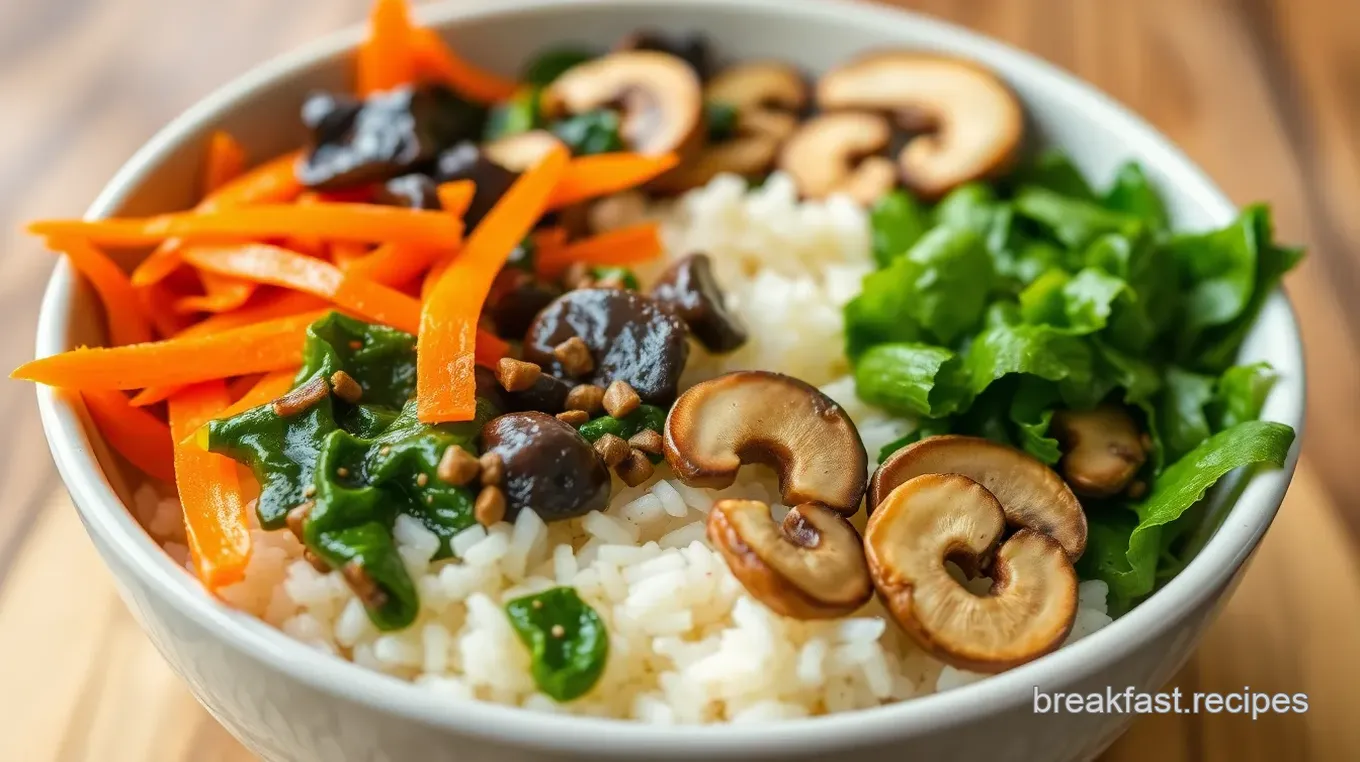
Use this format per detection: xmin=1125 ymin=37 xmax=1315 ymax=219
xmin=534 ymin=222 xmax=664 ymax=279
xmin=33 ymin=203 xmax=463 ymax=250
xmin=45 ymin=237 xmax=153 ymax=347
xmin=203 ymin=131 xmax=247 ymax=195
xmin=12 ymin=310 xmax=329 ymax=390
xmin=418 ymin=144 xmax=569 ymax=423
xmin=547 ymin=153 xmax=680 ymax=210
xmin=284 ymin=192 xmax=328 ymax=259
xmin=409 ymin=27 xmax=519 ymax=103
xmin=176 ymin=272 xmax=256 ymax=314
xmin=168 ymin=381 xmax=251 ymax=589
xmin=181 ymin=243 xmax=422 ymax=333
xmin=342 ymin=242 xmax=445 ymax=288
xmin=531 ymin=226 xmax=568 ymax=254
xmin=330 ymin=241 xmax=371 ymax=268
xmin=357 ymin=0 xmax=417 ymax=96
xmin=131 ymin=150 xmax=303 ymax=287
xmin=129 ymin=291 xmax=328 ymax=406
xmin=138 ymin=281 xmax=196 ymax=338
xmin=82 ymin=389 xmax=176 ymax=483
xmin=216 ymin=369 xmax=299 ymax=419
xmin=226 ymin=373 xmax=264 ymax=401
xmin=436 ymin=180 xmax=476 ymax=217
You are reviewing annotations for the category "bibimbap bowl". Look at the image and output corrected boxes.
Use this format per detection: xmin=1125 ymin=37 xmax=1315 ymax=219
xmin=33 ymin=0 xmax=1303 ymax=760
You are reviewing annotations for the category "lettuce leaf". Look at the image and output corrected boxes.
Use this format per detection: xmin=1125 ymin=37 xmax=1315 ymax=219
xmin=1102 ymin=162 xmax=1168 ymax=232
xmin=1013 ymin=186 xmax=1142 ymax=250
xmin=1211 ymin=362 xmax=1277 ymax=430
xmin=1157 ymin=366 xmax=1216 ymax=463
xmin=1168 ymin=206 xmax=1263 ymax=347
xmin=854 ymin=343 xmax=965 ymax=418
xmin=1078 ymin=420 xmax=1295 ymax=609
xmin=870 ymin=190 xmax=930 ymax=268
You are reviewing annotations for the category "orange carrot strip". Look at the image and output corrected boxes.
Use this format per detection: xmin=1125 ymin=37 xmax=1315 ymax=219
xmin=418 ymin=144 xmax=570 ymax=423
xmin=12 ymin=310 xmax=329 ymax=390
xmin=342 ymin=242 xmax=446 ymax=288
xmin=168 ymin=381 xmax=251 ymax=589
xmin=409 ymin=27 xmax=519 ymax=103
xmin=436 ymin=180 xmax=476 ymax=218
xmin=534 ymin=222 xmax=664 ymax=279
xmin=34 ymin=204 xmax=463 ymax=249
xmin=46 ymin=237 xmax=153 ymax=347
xmin=182 ymin=243 xmax=422 ymax=333
xmin=547 ymin=153 xmax=679 ymax=210
xmin=82 ymin=389 xmax=177 ymax=482
xmin=176 ymin=272 xmax=256 ymax=314
xmin=357 ymin=0 xmax=417 ymax=96
xmin=129 ymin=291 xmax=325 ymax=406
xmin=216 ymin=369 xmax=298 ymax=419
xmin=203 ymin=131 xmax=246 ymax=195
xmin=284 ymin=191 xmax=328 ymax=259
xmin=330 ymin=241 xmax=371 ymax=268
xmin=137 ymin=281 xmax=195 ymax=338
xmin=131 ymin=151 xmax=304 ymax=287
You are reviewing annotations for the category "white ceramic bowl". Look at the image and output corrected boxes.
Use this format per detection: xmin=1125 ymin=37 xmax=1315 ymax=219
xmin=34 ymin=1 xmax=1304 ymax=760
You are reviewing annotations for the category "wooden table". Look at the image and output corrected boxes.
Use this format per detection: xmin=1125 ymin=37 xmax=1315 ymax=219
xmin=0 ymin=0 xmax=1357 ymax=759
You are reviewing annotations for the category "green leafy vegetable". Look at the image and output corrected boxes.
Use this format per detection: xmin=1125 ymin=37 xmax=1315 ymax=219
xmin=589 ymin=266 xmax=639 ymax=290
xmin=484 ymin=89 xmax=542 ymax=141
xmin=1167 ymin=206 xmax=1262 ymax=347
xmin=577 ymin=404 xmax=667 ymax=455
xmin=1211 ymin=362 xmax=1276 ymax=431
xmin=505 ymin=587 xmax=609 ymax=702
xmin=1013 ymin=185 xmax=1141 ymax=250
xmin=869 ymin=190 xmax=930 ymax=268
xmin=521 ymin=48 xmax=595 ymax=86
xmin=1157 ymin=366 xmax=1216 ymax=463
xmin=1102 ymin=162 xmax=1168 ymax=232
xmin=551 ymin=109 xmax=624 ymax=155
xmin=1017 ymin=149 xmax=1097 ymax=200
xmin=853 ymin=343 xmax=964 ymax=418
xmin=1078 ymin=420 xmax=1295 ymax=609
xmin=1008 ymin=378 xmax=1062 ymax=464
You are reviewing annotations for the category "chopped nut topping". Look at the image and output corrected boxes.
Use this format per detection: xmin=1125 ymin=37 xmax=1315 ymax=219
xmin=341 ymin=560 xmax=389 ymax=610
xmin=286 ymin=501 xmax=314 ymax=541
xmin=531 ymin=599 xmax=544 ymax=610
xmin=302 ymin=484 xmax=317 ymax=499
xmin=628 ymin=428 xmax=663 ymax=455
xmin=565 ymin=383 xmax=606 ymax=414
xmin=616 ymin=448 xmax=654 ymax=487
xmin=304 ymin=550 xmax=331 ymax=573
xmin=556 ymin=410 xmax=590 ymax=426
xmin=271 ymin=376 xmax=328 ymax=417
xmin=329 ymin=370 xmax=363 ymax=403
xmin=550 ymin=624 xmax=566 ymax=638
xmin=553 ymin=336 xmax=595 ymax=377
xmin=416 ymin=472 xmax=429 ymax=487
xmin=378 ymin=445 xmax=392 ymax=457
xmin=479 ymin=452 xmax=505 ymax=486
xmin=593 ymin=433 xmax=630 ymax=467
xmin=495 ymin=358 xmax=543 ymax=392
xmin=475 ymin=485 xmax=507 ymax=526
xmin=336 ymin=466 xmax=350 ymax=479
xmin=602 ymin=380 xmax=641 ymax=418
xmin=437 ymin=445 xmax=480 ymax=485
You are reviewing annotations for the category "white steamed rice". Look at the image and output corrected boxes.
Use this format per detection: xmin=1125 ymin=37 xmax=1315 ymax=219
xmin=137 ymin=172 xmax=1112 ymax=722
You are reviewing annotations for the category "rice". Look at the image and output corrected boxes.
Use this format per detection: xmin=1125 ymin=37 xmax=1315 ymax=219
xmin=140 ymin=172 xmax=1112 ymax=722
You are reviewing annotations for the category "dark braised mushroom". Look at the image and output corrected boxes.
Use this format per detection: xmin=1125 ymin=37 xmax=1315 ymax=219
xmin=433 ymin=141 xmax=519 ymax=230
xmin=480 ymin=411 xmax=611 ymax=522
xmin=522 ymin=288 xmax=690 ymax=406
xmin=374 ymin=174 xmax=441 ymax=210
xmin=616 ymin=29 xmax=714 ymax=80
xmin=485 ymin=268 xmax=564 ymax=339
xmin=298 ymin=84 xmax=488 ymax=190
xmin=650 ymin=253 xmax=748 ymax=353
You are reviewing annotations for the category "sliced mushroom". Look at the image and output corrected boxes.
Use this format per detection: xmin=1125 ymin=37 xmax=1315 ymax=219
xmin=480 ymin=411 xmax=611 ymax=523
xmin=483 ymin=130 xmax=566 ymax=172
xmin=1050 ymin=404 xmax=1148 ymax=498
xmin=777 ymin=112 xmax=898 ymax=205
xmin=816 ymin=53 xmax=1023 ymax=199
xmin=543 ymin=51 xmax=703 ymax=155
xmin=664 ymin=371 xmax=868 ymax=515
xmin=869 ymin=435 xmax=1086 ymax=560
xmin=864 ymin=473 xmax=1078 ymax=672
xmin=522 ymin=288 xmax=690 ymax=405
xmin=649 ymin=135 xmax=781 ymax=194
xmin=706 ymin=62 xmax=808 ymax=142
xmin=649 ymin=253 xmax=748 ymax=353
xmin=709 ymin=500 xmax=873 ymax=619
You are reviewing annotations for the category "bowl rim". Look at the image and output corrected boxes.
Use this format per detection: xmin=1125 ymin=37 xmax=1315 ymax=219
xmin=34 ymin=0 xmax=1305 ymax=755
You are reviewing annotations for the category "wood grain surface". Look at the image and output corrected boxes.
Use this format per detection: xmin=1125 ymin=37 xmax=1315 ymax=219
xmin=0 ymin=0 xmax=1356 ymax=760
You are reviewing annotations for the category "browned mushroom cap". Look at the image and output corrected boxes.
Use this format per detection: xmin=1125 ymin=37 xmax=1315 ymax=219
xmin=869 ymin=435 xmax=1086 ymax=560
xmin=522 ymin=288 xmax=690 ymax=406
xmin=816 ymin=53 xmax=1023 ymax=199
xmin=864 ymin=473 xmax=1078 ymax=672
xmin=1050 ymin=404 xmax=1148 ymax=498
xmin=649 ymin=253 xmax=748 ymax=353
xmin=706 ymin=62 xmax=808 ymax=142
xmin=649 ymin=135 xmax=781 ymax=194
xmin=709 ymin=500 xmax=873 ymax=619
xmin=777 ymin=112 xmax=898 ymax=205
xmin=543 ymin=51 xmax=703 ymax=155
xmin=664 ymin=371 xmax=868 ymax=515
